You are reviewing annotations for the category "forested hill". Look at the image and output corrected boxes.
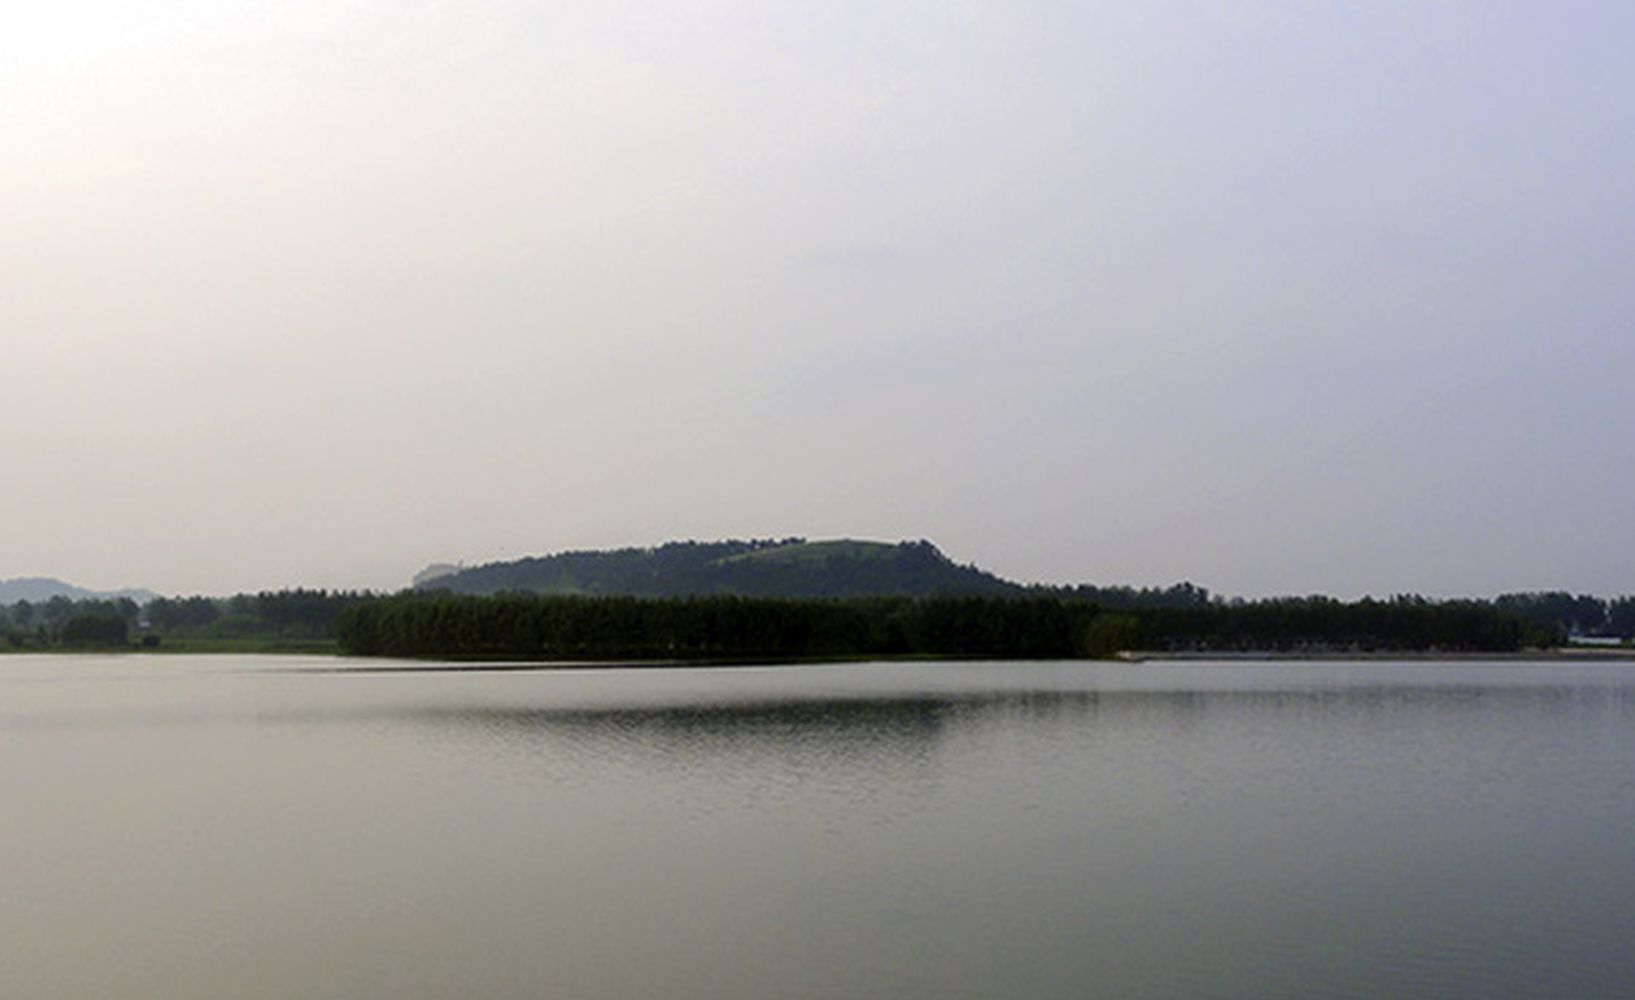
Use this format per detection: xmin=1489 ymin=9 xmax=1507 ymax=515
xmin=413 ymin=539 xmax=1023 ymax=599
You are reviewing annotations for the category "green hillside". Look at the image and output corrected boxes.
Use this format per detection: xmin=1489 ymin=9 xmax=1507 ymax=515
xmin=415 ymin=538 xmax=1021 ymax=599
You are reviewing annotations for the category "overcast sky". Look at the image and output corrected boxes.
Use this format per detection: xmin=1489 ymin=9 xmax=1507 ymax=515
xmin=5 ymin=1 xmax=1633 ymax=598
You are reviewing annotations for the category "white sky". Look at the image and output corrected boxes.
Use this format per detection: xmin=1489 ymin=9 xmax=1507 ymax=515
xmin=5 ymin=1 xmax=1633 ymax=597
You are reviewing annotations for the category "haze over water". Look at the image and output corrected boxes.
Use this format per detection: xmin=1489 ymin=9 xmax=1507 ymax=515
xmin=4 ymin=655 xmax=1633 ymax=999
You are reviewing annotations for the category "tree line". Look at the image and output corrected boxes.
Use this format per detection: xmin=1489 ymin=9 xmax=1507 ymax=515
xmin=336 ymin=594 xmax=1104 ymax=660
xmin=1490 ymin=592 xmax=1635 ymax=639
xmin=334 ymin=592 xmax=1558 ymax=661
xmin=1 ymin=589 xmax=373 ymax=649
xmin=1130 ymin=595 xmax=1558 ymax=653
xmin=0 ymin=587 xmax=1619 ymax=656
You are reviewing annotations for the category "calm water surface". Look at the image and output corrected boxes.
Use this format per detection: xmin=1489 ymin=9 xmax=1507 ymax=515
xmin=2 ymin=655 xmax=1633 ymax=999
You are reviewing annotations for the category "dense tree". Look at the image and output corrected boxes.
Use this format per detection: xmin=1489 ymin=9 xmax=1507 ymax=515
xmin=60 ymin=613 xmax=129 ymax=647
xmin=1081 ymin=613 xmax=1143 ymax=657
xmin=136 ymin=589 xmax=372 ymax=642
xmin=418 ymin=539 xmax=1020 ymax=599
xmin=339 ymin=594 xmax=1105 ymax=660
xmin=1609 ymin=597 xmax=1635 ymax=639
xmin=1135 ymin=595 xmax=1550 ymax=653
xmin=0 ymin=578 xmax=1602 ymax=658
xmin=336 ymin=591 xmax=1546 ymax=661
xmin=1494 ymin=592 xmax=1608 ymax=637
xmin=1040 ymin=581 xmax=1213 ymax=609
xmin=41 ymin=595 xmax=75 ymax=632
xmin=145 ymin=596 xmax=222 ymax=630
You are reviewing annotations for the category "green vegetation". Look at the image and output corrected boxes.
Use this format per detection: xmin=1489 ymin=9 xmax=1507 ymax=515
xmin=1 ymin=589 xmax=367 ymax=653
xmin=416 ymin=538 xmax=1019 ymax=599
xmin=1495 ymin=592 xmax=1634 ymax=642
xmin=1133 ymin=595 xmax=1557 ymax=653
xmin=336 ymin=592 xmax=1553 ymax=661
xmin=60 ymin=612 xmax=130 ymax=647
xmin=1079 ymin=613 xmax=1144 ymax=658
xmin=3 ymin=541 xmax=1628 ymax=660
xmin=338 ymin=594 xmax=1100 ymax=660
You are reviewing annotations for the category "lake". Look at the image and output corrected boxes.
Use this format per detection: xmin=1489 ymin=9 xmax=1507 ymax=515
xmin=2 ymin=655 xmax=1632 ymax=999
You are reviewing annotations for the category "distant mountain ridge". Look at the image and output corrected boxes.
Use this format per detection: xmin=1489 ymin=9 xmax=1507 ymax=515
xmin=0 ymin=577 xmax=158 ymax=605
xmin=414 ymin=539 xmax=1022 ymax=599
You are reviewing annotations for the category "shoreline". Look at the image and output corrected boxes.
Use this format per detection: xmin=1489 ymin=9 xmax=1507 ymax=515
xmin=7 ymin=646 xmax=1634 ymax=669
xmin=1121 ymin=647 xmax=1635 ymax=662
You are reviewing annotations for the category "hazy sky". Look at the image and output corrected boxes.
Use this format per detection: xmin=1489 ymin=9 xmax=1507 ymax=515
xmin=6 ymin=1 xmax=1633 ymax=597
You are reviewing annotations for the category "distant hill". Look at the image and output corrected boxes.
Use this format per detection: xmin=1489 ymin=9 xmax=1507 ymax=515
xmin=414 ymin=539 xmax=1022 ymax=599
xmin=0 ymin=577 xmax=158 ymax=605
xmin=412 ymin=563 xmax=464 ymax=588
